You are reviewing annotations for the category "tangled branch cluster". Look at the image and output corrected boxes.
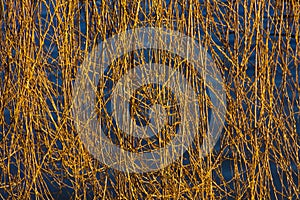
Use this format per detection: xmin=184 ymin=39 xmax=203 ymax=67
xmin=0 ymin=0 xmax=299 ymax=199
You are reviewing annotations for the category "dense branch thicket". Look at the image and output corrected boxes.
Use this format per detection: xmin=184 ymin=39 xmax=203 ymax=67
xmin=0 ymin=0 xmax=299 ymax=199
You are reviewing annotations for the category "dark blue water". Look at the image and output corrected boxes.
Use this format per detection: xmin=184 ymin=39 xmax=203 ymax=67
xmin=1 ymin=0 xmax=299 ymax=199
